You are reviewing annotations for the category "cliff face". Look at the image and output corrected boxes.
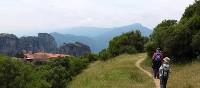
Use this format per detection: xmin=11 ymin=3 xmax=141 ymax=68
xmin=0 ymin=33 xmax=57 ymax=55
xmin=18 ymin=33 xmax=57 ymax=53
xmin=38 ymin=33 xmax=57 ymax=52
xmin=18 ymin=36 xmax=40 ymax=53
xmin=0 ymin=33 xmax=18 ymax=56
xmin=0 ymin=33 xmax=91 ymax=56
xmin=59 ymin=42 xmax=91 ymax=56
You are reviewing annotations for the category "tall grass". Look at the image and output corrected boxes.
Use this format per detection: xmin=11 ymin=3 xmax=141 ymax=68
xmin=69 ymin=53 xmax=154 ymax=88
xmin=167 ymin=60 xmax=200 ymax=88
xmin=142 ymin=54 xmax=200 ymax=88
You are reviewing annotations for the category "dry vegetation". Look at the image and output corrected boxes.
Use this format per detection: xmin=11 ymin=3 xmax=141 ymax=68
xmin=167 ymin=60 xmax=200 ymax=88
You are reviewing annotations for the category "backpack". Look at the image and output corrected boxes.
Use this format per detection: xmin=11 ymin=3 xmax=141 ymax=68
xmin=152 ymin=52 xmax=162 ymax=69
xmin=154 ymin=52 xmax=161 ymax=61
xmin=161 ymin=64 xmax=170 ymax=77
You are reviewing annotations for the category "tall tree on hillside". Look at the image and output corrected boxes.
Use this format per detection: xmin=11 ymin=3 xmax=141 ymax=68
xmin=146 ymin=0 xmax=200 ymax=62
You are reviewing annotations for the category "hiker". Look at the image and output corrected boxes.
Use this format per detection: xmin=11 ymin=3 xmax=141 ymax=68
xmin=152 ymin=48 xmax=163 ymax=79
xmin=159 ymin=57 xmax=170 ymax=88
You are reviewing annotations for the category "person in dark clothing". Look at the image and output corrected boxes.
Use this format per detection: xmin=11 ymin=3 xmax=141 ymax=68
xmin=152 ymin=48 xmax=163 ymax=79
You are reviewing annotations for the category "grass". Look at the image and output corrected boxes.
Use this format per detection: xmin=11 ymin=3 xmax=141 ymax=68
xmin=141 ymin=54 xmax=200 ymax=88
xmin=69 ymin=53 xmax=154 ymax=88
xmin=167 ymin=60 xmax=200 ymax=88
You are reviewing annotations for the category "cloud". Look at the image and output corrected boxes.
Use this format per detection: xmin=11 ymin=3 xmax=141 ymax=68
xmin=0 ymin=0 xmax=195 ymax=34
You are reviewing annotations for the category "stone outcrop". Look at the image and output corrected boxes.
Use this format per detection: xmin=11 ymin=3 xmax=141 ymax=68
xmin=38 ymin=33 xmax=57 ymax=52
xmin=18 ymin=33 xmax=57 ymax=53
xmin=59 ymin=42 xmax=91 ymax=56
xmin=0 ymin=33 xmax=91 ymax=56
xmin=0 ymin=33 xmax=18 ymax=56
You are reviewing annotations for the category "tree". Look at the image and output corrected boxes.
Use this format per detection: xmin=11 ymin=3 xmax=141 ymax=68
xmin=0 ymin=56 xmax=49 ymax=88
xmin=99 ymin=49 xmax=110 ymax=61
xmin=146 ymin=1 xmax=200 ymax=62
xmin=99 ymin=30 xmax=146 ymax=60
xmin=15 ymin=51 xmax=25 ymax=58
xmin=192 ymin=32 xmax=200 ymax=56
xmin=48 ymin=65 xmax=70 ymax=88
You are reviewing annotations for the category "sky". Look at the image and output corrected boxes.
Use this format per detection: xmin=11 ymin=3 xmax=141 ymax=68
xmin=0 ymin=0 xmax=195 ymax=35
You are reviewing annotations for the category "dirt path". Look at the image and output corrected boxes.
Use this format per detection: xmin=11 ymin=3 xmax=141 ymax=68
xmin=135 ymin=57 xmax=160 ymax=88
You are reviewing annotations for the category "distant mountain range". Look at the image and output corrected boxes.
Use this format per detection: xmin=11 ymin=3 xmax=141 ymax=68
xmin=50 ymin=32 xmax=97 ymax=52
xmin=58 ymin=27 xmax=112 ymax=37
xmin=50 ymin=23 xmax=153 ymax=53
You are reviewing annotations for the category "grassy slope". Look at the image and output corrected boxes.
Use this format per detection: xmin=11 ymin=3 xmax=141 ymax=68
xmin=167 ymin=61 xmax=200 ymax=88
xmin=142 ymin=55 xmax=200 ymax=88
xmin=69 ymin=53 xmax=154 ymax=88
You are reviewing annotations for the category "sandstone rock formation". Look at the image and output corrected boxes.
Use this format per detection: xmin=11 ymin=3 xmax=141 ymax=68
xmin=0 ymin=33 xmax=91 ymax=57
xmin=0 ymin=33 xmax=18 ymax=56
xmin=18 ymin=33 xmax=57 ymax=53
xmin=59 ymin=42 xmax=91 ymax=56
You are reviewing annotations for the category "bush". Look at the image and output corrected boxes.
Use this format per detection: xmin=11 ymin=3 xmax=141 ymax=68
xmin=99 ymin=30 xmax=147 ymax=60
xmin=68 ymin=57 xmax=88 ymax=76
xmin=48 ymin=65 xmax=70 ymax=88
xmin=99 ymin=49 xmax=110 ymax=61
xmin=192 ymin=32 xmax=200 ymax=56
xmin=0 ymin=53 xmax=97 ymax=88
xmin=144 ymin=41 xmax=157 ymax=56
xmin=126 ymin=46 xmax=137 ymax=54
xmin=15 ymin=51 xmax=25 ymax=58
xmin=81 ymin=53 xmax=99 ymax=62
xmin=0 ymin=55 xmax=50 ymax=88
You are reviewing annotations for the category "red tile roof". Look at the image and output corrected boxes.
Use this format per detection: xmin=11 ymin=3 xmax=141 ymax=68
xmin=24 ymin=52 xmax=69 ymax=60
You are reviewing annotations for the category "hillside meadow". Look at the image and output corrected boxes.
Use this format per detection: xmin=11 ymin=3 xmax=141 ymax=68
xmin=69 ymin=53 xmax=154 ymax=88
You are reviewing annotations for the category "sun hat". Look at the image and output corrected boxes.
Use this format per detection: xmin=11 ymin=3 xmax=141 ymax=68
xmin=163 ymin=57 xmax=170 ymax=63
xmin=156 ymin=48 xmax=160 ymax=50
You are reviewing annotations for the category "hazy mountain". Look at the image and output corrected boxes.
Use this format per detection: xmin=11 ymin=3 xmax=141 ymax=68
xmin=50 ymin=32 xmax=98 ymax=52
xmin=94 ymin=23 xmax=152 ymax=51
xmin=58 ymin=27 xmax=112 ymax=37
xmin=51 ymin=23 xmax=152 ymax=53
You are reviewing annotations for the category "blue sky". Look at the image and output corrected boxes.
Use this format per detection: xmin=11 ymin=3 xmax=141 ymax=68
xmin=0 ymin=0 xmax=195 ymax=35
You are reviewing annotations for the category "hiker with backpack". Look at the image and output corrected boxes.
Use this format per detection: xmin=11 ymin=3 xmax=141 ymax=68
xmin=159 ymin=57 xmax=170 ymax=88
xmin=152 ymin=48 xmax=163 ymax=79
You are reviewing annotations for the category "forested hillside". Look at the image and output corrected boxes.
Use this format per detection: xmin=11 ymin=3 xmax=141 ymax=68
xmin=145 ymin=0 xmax=200 ymax=62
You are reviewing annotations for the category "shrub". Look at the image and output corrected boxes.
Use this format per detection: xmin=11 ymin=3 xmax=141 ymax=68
xmin=81 ymin=53 xmax=99 ymax=62
xmin=99 ymin=30 xmax=147 ymax=60
xmin=0 ymin=56 xmax=50 ymax=88
xmin=99 ymin=49 xmax=110 ymax=61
